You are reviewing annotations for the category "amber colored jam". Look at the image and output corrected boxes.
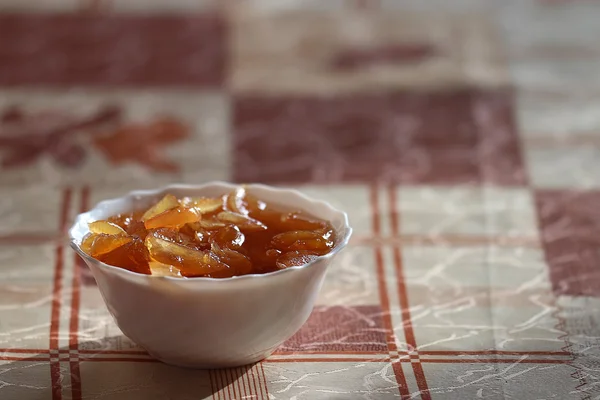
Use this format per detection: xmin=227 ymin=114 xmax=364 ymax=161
xmin=80 ymin=188 xmax=336 ymax=278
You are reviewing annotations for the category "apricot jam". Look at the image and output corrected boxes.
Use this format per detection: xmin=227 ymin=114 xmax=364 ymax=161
xmin=81 ymin=188 xmax=336 ymax=278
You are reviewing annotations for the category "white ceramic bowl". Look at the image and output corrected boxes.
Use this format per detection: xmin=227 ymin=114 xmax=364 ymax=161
xmin=69 ymin=182 xmax=352 ymax=368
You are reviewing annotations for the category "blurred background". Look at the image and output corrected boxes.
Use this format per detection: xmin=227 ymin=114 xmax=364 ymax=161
xmin=1 ymin=0 xmax=599 ymax=189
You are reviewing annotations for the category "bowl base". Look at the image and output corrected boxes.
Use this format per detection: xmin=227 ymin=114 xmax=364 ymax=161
xmin=156 ymin=357 xmax=268 ymax=369
xmin=148 ymin=350 xmax=275 ymax=369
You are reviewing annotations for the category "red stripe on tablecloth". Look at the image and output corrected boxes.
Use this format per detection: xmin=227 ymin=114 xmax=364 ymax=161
xmin=259 ymin=363 xmax=270 ymax=399
xmin=234 ymin=368 xmax=243 ymax=399
xmin=226 ymin=369 xmax=235 ymax=400
xmin=242 ymin=367 xmax=252 ymax=399
xmin=78 ymin=357 xmax=159 ymax=363
xmin=275 ymin=349 xmax=570 ymax=357
xmin=215 ymin=369 xmax=225 ymax=399
xmin=231 ymin=368 xmax=241 ymax=400
xmin=0 ymin=355 xmax=50 ymax=361
xmin=211 ymin=369 xmax=226 ymax=400
xmin=213 ymin=369 xmax=224 ymax=400
xmin=68 ymin=186 xmax=89 ymax=349
xmin=276 ymin=350 xmax=384 ymax=355
xmin=234 ymin=369 xmax=243 ymax=400
xmin=216 ymin=370 xmax=224 ymax=400
xmin=249 ymin=364 xmax=261 ymax=399
xmin=371 ymin=185 xmax=411 ymax=399
xmin=225 ymin=369 xmax=234 ymax=400
xmin=0 ymin=348 xmax=49 ymax=354
xmin=69 ymin=186 xmax=88 ymax=400
xmin=371 ymin=185 xmax=381 ymax=234
xmin=238 ymin=367 xmax=249 ymax=400
xmin=208 ymin=370 xmax=218 ymax=400
xmin=419 ymin=350 xmax=570 ymax=356
xmin=218 ymin=369 xmax=226 ymax=400
xmin=229 ymin=368 xmax=238 ymax=400
xmin=49 ymin=188 xmax=72 ymax=400
xmin=0 ymin=349 xmax=148 ymax=356
xmin=69 ymin=361 xmax=82 ymax=398
xmin=221 ymin=369 xmax=229 ymax=400
xmin=266 ymin=357 xmax=567 ymax=364
xmin=266 ymin=357 xmax=392 ymax=363
xmin=389 ymin=185 xmax=432 ymax=400
xmin=77 ymin=349 xmax=148 ymax=355
xmin=420 ymin=358 xmax=569 ymax=364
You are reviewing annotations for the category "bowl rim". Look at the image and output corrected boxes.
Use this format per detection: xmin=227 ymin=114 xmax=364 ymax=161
xmin=69 ymin=181 xmax=353 ymax=283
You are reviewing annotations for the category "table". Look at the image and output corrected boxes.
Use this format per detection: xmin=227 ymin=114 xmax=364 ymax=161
xmin=1 ymin=1 xmax=599 ymax=399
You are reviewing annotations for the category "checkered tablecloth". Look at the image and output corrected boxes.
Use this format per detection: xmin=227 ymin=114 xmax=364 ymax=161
xmin=2 ymin=0 xmax=600 ymax=399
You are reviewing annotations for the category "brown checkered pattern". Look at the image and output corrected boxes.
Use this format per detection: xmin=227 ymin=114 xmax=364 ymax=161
xmin=1 ymin=0 xmax=599 ymax=399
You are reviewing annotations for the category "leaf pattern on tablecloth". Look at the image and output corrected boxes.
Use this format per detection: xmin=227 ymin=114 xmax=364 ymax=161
xmin=0 ymin=105 xmax=121 ymax=168
xmin=0 ymin=105 xmax=189 ymax=173
xmin=92 ymin=118 xmax=189 ymax=173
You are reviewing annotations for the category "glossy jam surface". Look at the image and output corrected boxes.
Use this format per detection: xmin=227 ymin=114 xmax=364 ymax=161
xmin=81 ymin=188 xmax=336 ymax=278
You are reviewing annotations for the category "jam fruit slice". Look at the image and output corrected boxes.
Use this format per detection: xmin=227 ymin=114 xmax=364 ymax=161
xmin=126 ymin=219 xmax=148 ymax=238
xmin=152 ymin=228 xmax=204 ymax=251
xmin=211 ymin=242 xmax=252 ymax=276
xmin=145 ymin=231 xmax=228 ymax=277
xmin=271 ymin=230 xmax=324 ymax=250
xmin=195 ymin=218 xmax=228 ymax=230
xmin=81 ymin=233 xmax=133 ymax=258
xmin=211 ymin=226 xmax=245 ymax=249
xmin=106 ymin=213 xmax=133 ymax=230
xmin=271 ymin=230 xmax=333 ymax=255
xmin=98 ymin=237 xmax=151 ymax=275
xmin=181 ymin=197 xmax=223 ymax=215
xmin=149 ymin=261 xmax=182 ymax=277
xmin=225 ymin=187 xmax=248 ymax=215
xmin=280 ymin=212 xmax=328 ymax=231
xmin=107 ymin=211 xmax=147 ymax=237
xmin=288 ymin=239 xmax=331 ymax=254
xmin=144 ymin=207 xmax=200 ymax=230
xmin=195 ymin=230 xmax=211 ymax=248
xmin=250 ymin=210 xmax=327 ymax=233
xmin=141 ymin=194 xmax=179 ymax=222
xmin=276 ymin=250 xmax=320 ymax=269
xmin=88 ymin=221 xmax=127 ymax=236
xmin=226 ymin=187 xmax=267 ymax=216
xmin=216 ymin=211 xmax=267 ymax=232
xmin=266 ymin=249 xmax=282 ymax=259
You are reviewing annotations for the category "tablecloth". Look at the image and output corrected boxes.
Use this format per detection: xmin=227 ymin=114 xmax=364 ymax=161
xmin=1 ymin=0 xmax=600 ymax=399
